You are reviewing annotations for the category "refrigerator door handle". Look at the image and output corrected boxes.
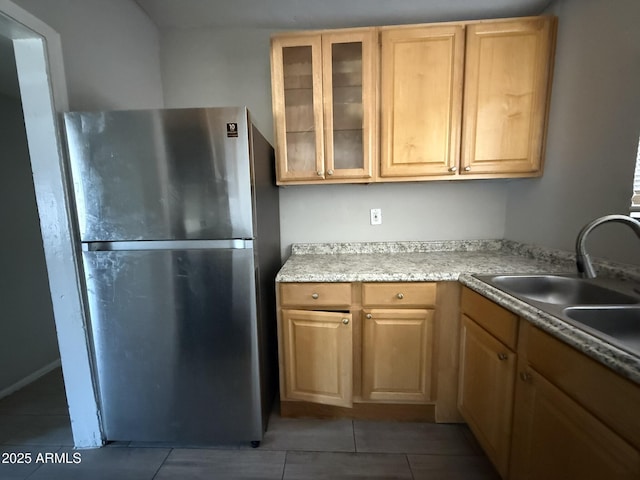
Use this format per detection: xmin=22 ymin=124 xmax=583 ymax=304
xmin=82 ymin=239 xmax=254 ymax=252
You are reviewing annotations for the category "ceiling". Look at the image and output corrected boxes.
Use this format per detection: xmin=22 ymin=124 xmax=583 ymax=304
xmin=134 ymin=0 xmax=554 ymax=30
xmin=0 ymin=1 xmax=554 ymax=100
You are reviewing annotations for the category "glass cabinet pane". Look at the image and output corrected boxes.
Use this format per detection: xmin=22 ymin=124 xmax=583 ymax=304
xmin=283 ymin=46 xmax=316 ymax=173
xmin=330 ymin=42 xmax=364 ymax=170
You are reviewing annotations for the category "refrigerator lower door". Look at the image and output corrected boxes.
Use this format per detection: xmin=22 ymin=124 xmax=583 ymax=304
xmin=83 ymin=246 xmax=262 ymax=443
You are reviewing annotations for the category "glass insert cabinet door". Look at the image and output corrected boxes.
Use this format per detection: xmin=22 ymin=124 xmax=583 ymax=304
xmin=271 ymin=29 xmax=376 ymax=184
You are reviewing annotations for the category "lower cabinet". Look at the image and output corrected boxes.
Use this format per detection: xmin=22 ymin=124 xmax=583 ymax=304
xmin=458 ymin=289 xmax=518 ymax=479
xmin=509 ymin=322 xmax=640 ymax=480
xmin=276 ymin=281 xmax=461 ymax=421
xmin=280 ymin=309 xmax=353 ymax=407
xmin=458 ymin=286 xmax=640 ymax=480
xmin=362 ymin=308 xmax=434 ymax=402
xmin=510 ymin=367 xmax=640 ymax=480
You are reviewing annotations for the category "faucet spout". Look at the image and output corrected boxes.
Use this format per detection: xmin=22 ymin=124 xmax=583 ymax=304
xmin=575 ymin=214 xmax=640 ymax=278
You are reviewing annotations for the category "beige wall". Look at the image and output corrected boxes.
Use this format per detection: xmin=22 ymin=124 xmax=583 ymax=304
xmin=504 ymin=0 xmax=640 ymax=265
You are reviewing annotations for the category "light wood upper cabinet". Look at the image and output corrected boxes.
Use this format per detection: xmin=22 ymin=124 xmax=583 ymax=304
xmin=280 ymin=309 xmax=353 ymax=407
xmin=380 ymin=25 xmax=464 ymax=178
xmin=271 ymin=28 xmax=377 ymax=184
xmin=271 ymin=35 xmax=324 ymax=182
xmin=461 ymin=17 xmax=556 ymax=176
xmin=270 ymin=16 xmax=556 ymax=184
xmin=380 ymin=16 xmax=556 ymax=181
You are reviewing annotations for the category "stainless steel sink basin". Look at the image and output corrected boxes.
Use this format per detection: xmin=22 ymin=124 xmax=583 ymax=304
xmin=481 ymin=274 xmax=639 ymax=305
xmin=474 ymin=273 xmax=640 ymax=356
xmin=564 ymin=306 xmax=640 ymax=353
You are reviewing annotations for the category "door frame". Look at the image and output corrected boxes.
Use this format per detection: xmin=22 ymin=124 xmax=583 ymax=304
xmin=0 ymin=0 xmax=102 ymax=447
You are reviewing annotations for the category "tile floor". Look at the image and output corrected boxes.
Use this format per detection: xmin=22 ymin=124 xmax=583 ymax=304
xmin=0 ymin=369 xmax=500 ymax=479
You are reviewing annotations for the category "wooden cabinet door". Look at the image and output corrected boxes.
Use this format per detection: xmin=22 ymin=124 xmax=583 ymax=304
xmin=461 ymin=17 xmax=555 ymax=175
xmin=271 ymin=29 xmax=376 ymax=184
xmin=510 ymin=368 xmax=640 ymax=480
xmin=380 ymin=25 xmax=464 ymax=178
xmin=322 ymin=29 xmax=377 ymax=181
xmin=361 ymin=309 xmax=434 ymax=402
xmin=458 ymin=315 xmax=516 ymax=478
xmin=271 ymin=35 xmax=325 ymax=182
xmin=281 ymin=309 xmax=353 ymax=407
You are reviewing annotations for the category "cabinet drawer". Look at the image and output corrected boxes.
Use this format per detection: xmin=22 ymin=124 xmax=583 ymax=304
xmin=362 ymin=282 xmax=436 ymax=307
xmin=279 ymin=282 xmax=352 ymax=308
xmin=461 ymin=287 xmax=518 ymax=350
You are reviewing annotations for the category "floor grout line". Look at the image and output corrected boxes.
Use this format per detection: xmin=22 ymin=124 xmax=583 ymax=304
xmin=149 ymin=447 xmax=173 ymax=480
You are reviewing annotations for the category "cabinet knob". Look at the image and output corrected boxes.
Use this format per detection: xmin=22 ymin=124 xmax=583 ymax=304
xmin=497 ymin=353 xmax=508 ymax=361
xmin=520 ymin=371 xmax=532 ymax=383
xmin=365 ymin=313 xmax=372 ymax=319
xmin=316 ymin=170 xmax=323 ymax=176
xmin=448 ymin=166 xmax=457 ymax=172
xmin=311 ymin=293 xmax=319 ymax=299
xmin=396 ymin=293 xmax=404 ymax=299
xmin=342 ymin=318 xmax=350 ymax=325
xmin=463 ymin=166 xmax=471 ymax=172
xmin=327 ymin=169 xmax=334 ymax=176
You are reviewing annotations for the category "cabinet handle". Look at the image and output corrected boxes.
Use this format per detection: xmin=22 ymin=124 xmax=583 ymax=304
xmin=396 ymin=293 xmax=404 ymax=299
xmin=448 ymin=166 xmax=457 ymax=172
xmin=311 ymin=293 xmax=319 ymax=299
xmin=365 ymin=313 xmax=372 ymax=319
xmin=497 ymin=353 xmax=508 ymax=361
xmin=520 ymin=371 xmax=532 ymax=383
xmin=463 ymin=166 xmax=471 ymax=172
xmin=316 ymin=170 xmax=323 ymax=176
xmin=327 ymin=169 xmax=334 ymax=176
xmin=342 ymin=318 xmax=350 ymax=325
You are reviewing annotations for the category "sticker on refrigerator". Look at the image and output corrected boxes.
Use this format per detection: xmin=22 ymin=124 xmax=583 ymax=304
xmin=227 ymin=123 xmax=238 ymax=138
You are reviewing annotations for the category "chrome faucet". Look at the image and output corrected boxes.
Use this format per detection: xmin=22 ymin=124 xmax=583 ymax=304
xmin=575 ymin=214 xmax=640 ymax=278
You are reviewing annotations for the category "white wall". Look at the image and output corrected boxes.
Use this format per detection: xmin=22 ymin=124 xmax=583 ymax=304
xmin=13 ymin=0 xmax=164 ymax=109
xmin=0 ymin=90 xmax=60 ymax=392
xmin=160 ymin=26 xmax=513 ymax=256
xmin=505 ymin=0 xmax=640 ymax=265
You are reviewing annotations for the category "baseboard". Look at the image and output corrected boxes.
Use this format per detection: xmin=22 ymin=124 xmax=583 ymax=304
xmin=0 ymin=358 xmax=62 ymax=399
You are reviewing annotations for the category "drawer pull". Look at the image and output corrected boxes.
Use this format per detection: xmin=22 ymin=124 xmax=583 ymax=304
xmin=497 ymin=353 xmax=508 ymax=361
xmin=396 ymin=293 xmax=404 ymax=299
xmin=342 ymin=318 xmax=350 ymax=325
xmin=365 ymin=313 xmax=372 ymax=319
xmin=311 ymin=293 xmax=319 ymax=299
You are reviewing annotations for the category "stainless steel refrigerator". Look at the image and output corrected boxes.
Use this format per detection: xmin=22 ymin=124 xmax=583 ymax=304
xmin=63 ymin=107 xmax=280 ymax=445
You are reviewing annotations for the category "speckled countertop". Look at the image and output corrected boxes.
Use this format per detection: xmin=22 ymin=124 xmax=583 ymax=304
xmin=276 ymin=240 xmax=640 ymax=385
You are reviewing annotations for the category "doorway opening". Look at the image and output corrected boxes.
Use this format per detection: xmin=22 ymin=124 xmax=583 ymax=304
xmin=0 ymin=5 xmax=102 ymax=448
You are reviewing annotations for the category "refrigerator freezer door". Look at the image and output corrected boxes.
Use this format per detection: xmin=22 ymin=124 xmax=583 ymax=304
xmin=64 ymin=107 xmax=254 ymax=242
xmin=83 ymin=246 xmax=263 ymax=442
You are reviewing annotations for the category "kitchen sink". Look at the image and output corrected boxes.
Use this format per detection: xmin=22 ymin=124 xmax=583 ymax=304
xmin=564 ymin=306 xmax=640 ymax=353
xmin=479 ymin=274 xmax=639 ymax=305
xmin=474 ymin=273 xmax=640 ymax=356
